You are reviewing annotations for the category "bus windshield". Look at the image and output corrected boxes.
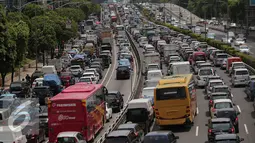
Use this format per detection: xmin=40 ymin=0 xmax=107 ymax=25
xmin=155 ymin=87 xmax=186 ymax=100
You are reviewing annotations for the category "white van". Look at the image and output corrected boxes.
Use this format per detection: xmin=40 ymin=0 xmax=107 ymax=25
xmin=144 ymin=79 xmax=159 ymax=87
xmin=147 ymin=70 xmax=162 ymax=80
xmin=42 ymin=65 xmax=57 ymax=75
xmin=127 ymin=98 xmax=154 ymax=125
xmin=168 ymin=61 xmax=191 ymax=75
xmin=231 ymin=68 xmax=250 ymax=86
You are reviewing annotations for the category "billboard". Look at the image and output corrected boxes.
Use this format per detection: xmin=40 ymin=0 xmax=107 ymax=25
xmin=250 ymin=0 xmax=255 ymax=6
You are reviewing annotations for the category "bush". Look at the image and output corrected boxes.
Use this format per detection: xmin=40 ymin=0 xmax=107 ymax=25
xmin=138 ymin=6 xmax=255 ymax=69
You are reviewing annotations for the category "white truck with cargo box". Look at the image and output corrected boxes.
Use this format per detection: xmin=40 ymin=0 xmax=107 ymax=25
xmin=163 ymin=44 xmax=178 ymax=63
xmin=126 ymin=98 xmax=154 ymax=133
xmin=144 ymin=52 xmax=161 ymax=72
xmin=168 ymin=61 xmax=191 ymax=75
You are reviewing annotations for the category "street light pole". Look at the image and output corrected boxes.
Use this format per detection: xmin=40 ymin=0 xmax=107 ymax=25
xmin=18 ymin=0 xmax=22 ymax=81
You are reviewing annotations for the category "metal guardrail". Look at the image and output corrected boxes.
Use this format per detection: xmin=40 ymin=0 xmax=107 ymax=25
xmin=96 ymin=6 xmax=143 ymax=143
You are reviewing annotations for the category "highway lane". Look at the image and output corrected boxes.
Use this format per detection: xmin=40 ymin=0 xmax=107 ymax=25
xmin=140 ymin=15 xmax=255 ymax=142
xmin=93 ymin=38 xmax=137 ymax=142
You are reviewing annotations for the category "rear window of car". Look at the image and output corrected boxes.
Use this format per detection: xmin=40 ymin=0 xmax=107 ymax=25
xmin=105 ymin=137 xmax=129 ymax=143
xmin=144 ymin=135 xmax=170 ymax=143
xmin=57 ymin=137 xmax=76 ymax=143
xmin=212 ymin=122 xmax=231 ymax=130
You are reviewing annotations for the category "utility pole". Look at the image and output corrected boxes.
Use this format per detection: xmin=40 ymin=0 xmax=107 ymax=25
xmin=18 ymin=0 xmax=22 ymax=81
xmin=245 ymin=0 xmax=249 ymax=37
xmin=226 ymin=2 xmax=229 ymax=44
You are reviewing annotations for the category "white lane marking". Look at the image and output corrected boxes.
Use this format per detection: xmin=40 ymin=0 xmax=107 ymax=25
xmin=244 ymin=124 xmax=249 ymax=134
xmin=237 ymin=105 xmax=242 ymax=113
xmin=196 ymin=126 xmax=199 ymax=136
xmin=105 ymin=40 xmax=117 ymax=87
xmin=101 ymin=64 xmax=112 ymax=84
xmin=150 ymin=119 xmax=156 ymax=132
xmin=196 ymin=107 xmax=199 ymax=115
xmin=231 ymin=94 xmax=233 ymax=97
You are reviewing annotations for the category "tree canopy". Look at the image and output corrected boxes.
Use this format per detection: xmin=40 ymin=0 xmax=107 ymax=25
xmin=0 ymin=1 xmax=101 ymax=86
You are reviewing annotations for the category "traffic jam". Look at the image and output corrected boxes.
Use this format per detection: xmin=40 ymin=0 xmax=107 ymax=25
xmin=1 ymin=2 xmax=254 ymax=143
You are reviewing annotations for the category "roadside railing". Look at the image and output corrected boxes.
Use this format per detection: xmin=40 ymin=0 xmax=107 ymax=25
xmin=96 ymin=6 xmax=143 ymax=143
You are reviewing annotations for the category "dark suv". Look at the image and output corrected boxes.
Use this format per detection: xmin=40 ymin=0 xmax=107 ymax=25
xmin=106 ymin=91 xmax=124 ymax=112
xmin=214 ymin=134 xmax=244 ymax=143
xmin=105 ymin=130 xmax=139 ymax=143
xmin=216 ymin=108 xmax=240 ymax=133
xmin=116 ymin=65 xmax=130 ymax=80
xmin=10 ymin=81 xmax=30 ymax=98
xmin=206 ymin=118 xmax=235 ymax=142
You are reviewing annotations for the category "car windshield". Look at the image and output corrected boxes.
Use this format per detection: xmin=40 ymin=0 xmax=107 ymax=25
xmin=236 ymin=70 xmax=248 ymax=75
xmin=240 ymin=46 xmax=248 ymax=49
xmin=142 ymin=89 xmax=154 ymax=97
xmin=195 ymin=55 xmax=206 ymax=61
xmin=212 ymin=95 xmax=228 ymax=100
xmin=79 ymin=78 xmax=91 ymax=82
xmin=70 ymin=66 xmax=80 ymax=70
xmin=57 ymin=137 xmax=76 ymax=143
xmin=0 ymin=100 xmax=12 ymax=108
xmin=199 ymin=69 xmax=213 ymax=76
xmin=217 ymin=55 xmax=228 ymax=59
xmin=214 ymin=102 xmax=233 ymax=109
xmin=144 ymin=135 xmax=171 ymax=143
xmin=216 ymin=140 xmax=237 ymax=143
xmin=106 ymin=94 xmax=117 ymax=102
xmin=105 ymin=137 xmax=129 ymax=143
xmin=10 ymin=83 xmax=22 ymax=88
xmin=148 ymin=65 xmax=159 ymax=70
xmin=214 ymin=87 xmax=228 ymax=93
xmin=212 ymin=122 xmax=231 ymax=130
xmin=210 ymin=82 xmax=224 ymax=87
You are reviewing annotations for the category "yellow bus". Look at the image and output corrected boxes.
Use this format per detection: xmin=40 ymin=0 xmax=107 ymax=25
xmin=154 ymin=74 xmax=197 ymax=127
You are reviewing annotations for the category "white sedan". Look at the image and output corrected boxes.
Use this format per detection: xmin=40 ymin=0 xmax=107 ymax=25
xmin=234 ymin=38 xmax=245 ymax=46
xmin=237 ymin=45 xmax=250 ymax=54
xmin=106 ymin=103 xmax=112 ymax=122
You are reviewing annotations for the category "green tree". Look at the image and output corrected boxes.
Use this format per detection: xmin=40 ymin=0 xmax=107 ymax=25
xmin=55 ymin=8 xmax=85 ymax=22
xmin=29 ymin=15 xmax=57 ymax=65
xmin=12 ymin=21 xmax=30 ymax=81
xmin=22 ymin=4 xmax=45 ymax=18
xmin=7 ymin=12 xmax=31 ymax=29
xmin=0 ymin=7 xmax=17 ymax=86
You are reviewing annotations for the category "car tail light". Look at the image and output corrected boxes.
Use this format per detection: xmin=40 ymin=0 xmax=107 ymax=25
xmin=230 ymin=127 xmax=235 ymax=133
xmin=208 ymin=129 xmax=212 ymax=135
xmin=235 ymin=117 xmax=238 ymax=122
xmin=135 ymin=132 xmax=138 ymax=136
xmin=209 ymin=100 xmax=213 ymax=104
xmin=186 ymin=106 xmax=190 ymax=113
xmin=54 ymin=139 xmax=57 ymax=143
xmin=212 ymin=108 xmax=216 ymax=112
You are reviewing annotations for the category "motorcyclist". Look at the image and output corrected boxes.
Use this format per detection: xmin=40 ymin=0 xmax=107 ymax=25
xmin=25 ymin=74 xmax=31 ymax=83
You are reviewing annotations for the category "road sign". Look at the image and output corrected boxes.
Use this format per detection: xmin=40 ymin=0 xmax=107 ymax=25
xmin=66 ymin=19 xmax=72 ymax=29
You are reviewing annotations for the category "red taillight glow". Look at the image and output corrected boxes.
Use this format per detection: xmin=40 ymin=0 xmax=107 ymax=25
xmin=231 ymin=128 xmax=235 ymax=133
xmin=135 ymin=132 xmax=138 ymax=136
xmin=208 ymin=129 xmax=212 ymax=133
xmin=54 ymin=139 xmax=57 ymax=143
xmin=212 ymin=108 xmax=216 ymax=112
xmin=209 ymin=100 xmax=213 ymax=104
xmin=235 ymin=117 xmax=238 ymax=122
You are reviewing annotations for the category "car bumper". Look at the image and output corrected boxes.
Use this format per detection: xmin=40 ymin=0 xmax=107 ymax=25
xmin=155 ymin=116 xmax=193 ymax=125
xmin=233 ymin=79 xmax=249 ymax=85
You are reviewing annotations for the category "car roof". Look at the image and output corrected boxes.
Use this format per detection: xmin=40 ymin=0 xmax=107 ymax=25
xmin=209 ymin=79 xmax=223 ymax=83
xmin=213 ymin=85 xmax=228 ymax=88
xmin=107 ymin=130 xmax=132 ymax=137
xmin=83 ymin=72 xmax=94 ymax=74
xmin=118 ymin=123 xmax=137 ymax=129
xmin=143 ymin=87 xmax=156 ymax=90
xmin=234 ymin=68 xmax=248 ymax=71
xmin=215 ymin=134 xmax=238 ymax=140
xmin=129 ymin=98 xmax=150 ymax=104
xmin=108 ymin=91 xmax=119 ymax=94
xmin=146 ymin=131 xmax=172 ymax=136
xmin=211 ymin=92 xmax=229 ymax=95
xmin=57 ymin=131 xmax=79 ymax=137
xmin=199 ymin=67 xmax=213 ymax=70
xmin=216 ymin=108 xmax=236 ymax=112
xmin=214 ymin=99 xmax=232 ymax=103
xmin=211 ymin=118 xmax=231 ymax=122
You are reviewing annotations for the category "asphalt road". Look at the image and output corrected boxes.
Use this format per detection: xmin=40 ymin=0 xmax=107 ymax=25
xmin=140 ymin=11 xmax=255 ymax=143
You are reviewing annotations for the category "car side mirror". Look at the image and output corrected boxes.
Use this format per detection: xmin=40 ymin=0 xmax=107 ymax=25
xmin=175 ymin=136 xmax=179 ymax=139
xmin=240 ymin=138 xmax=244 ymax=141
xmin=233 ymin=103 xmax=236 ymax=106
